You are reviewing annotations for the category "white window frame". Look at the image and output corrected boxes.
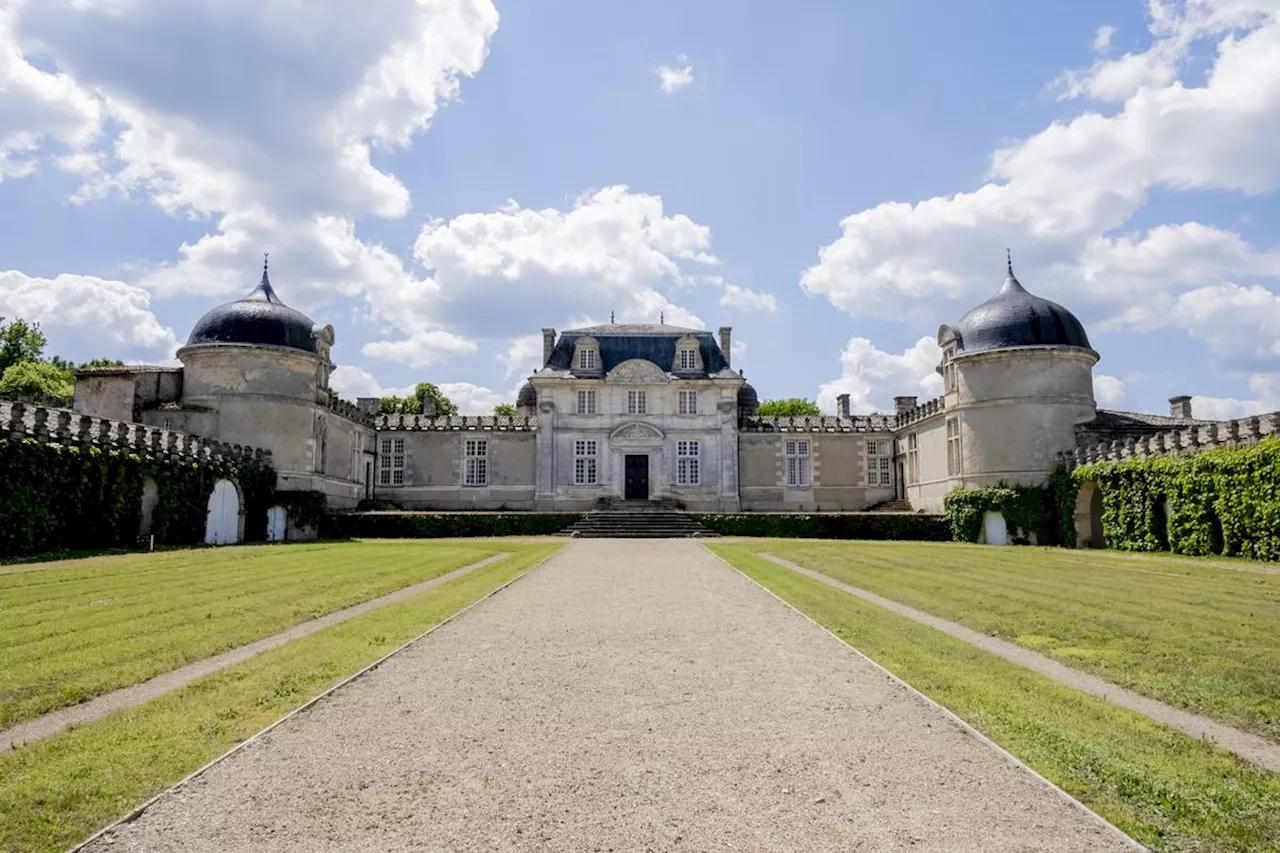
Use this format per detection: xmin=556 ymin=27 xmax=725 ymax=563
xmin=678 ymin=389 xmax=698 ymax=415
xmin=379 ymin=437 xmax=405 ymax=486
xmin=676 ymin=440 xmax=700 ymax=485
xmin=943 ymin=351 xmax=957 ymax=392
xmin=574 ymin=439 xmax=598 ymax=485
xmin=577 ymin=389 xmax=597 ymax=414
xmin=785 ymin=439 xmax=811 ymax=487
xmin=946 ymin=417 xmax=962 ymax=477
xmin=907 ymin=432 xmax=919 ymax=485
xmin=678 ymin=348 xmax=698 ymax=371
xmin=579 ymin=347 xmax=597 ymax=371
xmin=627 ymin=389 xmax=647 ymax=415
xmin=464 ymin=438 xmax=488 ymax=486
xmin=867 ymin=439 xmax=893 ymax=487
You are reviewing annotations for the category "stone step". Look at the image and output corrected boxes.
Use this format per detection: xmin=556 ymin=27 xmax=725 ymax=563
xmin=562 ymin=510 xmax=716 ymax=539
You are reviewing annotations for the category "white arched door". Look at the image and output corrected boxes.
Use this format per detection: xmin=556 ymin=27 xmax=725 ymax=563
xmin=204 ymin=480 xmax=242 ymax=545
xmin=266 ymin=505 xmax=287 ymax=542
xmin=982 ymin=511 xmax=1009 ymax=546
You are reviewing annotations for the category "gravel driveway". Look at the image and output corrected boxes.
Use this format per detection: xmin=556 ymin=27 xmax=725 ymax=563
xmin=83 ymin=540 xmax=1137 ymax=853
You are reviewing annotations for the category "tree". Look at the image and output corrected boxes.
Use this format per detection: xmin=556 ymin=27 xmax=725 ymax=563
xmin=378 ymin=382 xmax=458 ymax=416
xmin=757 ymin=397 xmax=821 ymax=417
xmin=0 ymin=317 xmax=47 ymax=375
xmin=0 ymin=361 xmax=74 ymax=402
xmin=493 ymin=402 xmax=518 ymax=417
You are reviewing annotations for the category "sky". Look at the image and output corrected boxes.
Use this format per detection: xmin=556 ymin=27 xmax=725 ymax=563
xmin=3 ymin=0 xmax=1280 ymax=418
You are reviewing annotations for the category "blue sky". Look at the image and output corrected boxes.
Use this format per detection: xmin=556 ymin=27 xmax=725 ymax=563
xmin=3 ymin=0 xmax=1280 ymax=418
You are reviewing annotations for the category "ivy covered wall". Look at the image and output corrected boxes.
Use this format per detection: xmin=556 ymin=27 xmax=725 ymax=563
xmin=0 ymin=436 xmax=276 ymax=556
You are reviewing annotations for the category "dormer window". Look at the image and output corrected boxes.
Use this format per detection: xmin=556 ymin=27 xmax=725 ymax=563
xmin=580 ymin=348 xmax=596 ymax=370
xmin=678 ymin=348 xmax=697 ymax=371
xmin=572 ymin=336 xmax=601 ymax=374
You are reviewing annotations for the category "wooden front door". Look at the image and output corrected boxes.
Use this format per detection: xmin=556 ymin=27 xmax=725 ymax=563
xmin=624 ymin=454 xmax=649 ymax=501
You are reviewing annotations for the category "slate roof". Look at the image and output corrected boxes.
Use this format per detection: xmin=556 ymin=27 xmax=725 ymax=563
xmin=951 ymin=260 xmax=1092 ymax=355
xmin=1087 ymin=409 xmax=1211 ymax=430
xmin=187 ymin=264 xmax=319 ymax=354
xmin=546 ymin=325 xmax=729 ymax=375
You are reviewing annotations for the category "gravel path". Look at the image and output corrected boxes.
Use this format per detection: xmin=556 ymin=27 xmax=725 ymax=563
xmin=762 ymin=552 xmax=1280 ymax=774
xmin=2 ymin=553 xmax=510 ymax=755
xmin=81 ymin=540 xmax=1138 ymax=853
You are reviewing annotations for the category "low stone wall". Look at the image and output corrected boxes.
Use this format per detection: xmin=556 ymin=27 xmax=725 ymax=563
xmin=1061 ymin=411 xmax=1280 ymax=469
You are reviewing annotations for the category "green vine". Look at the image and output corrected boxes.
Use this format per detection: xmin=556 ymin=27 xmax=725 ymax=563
xmin=0 ymin=437 xmax=276 ymax=556
xmin=943 ymin=483 xmax=1057 ymax=545
xmin=271 ymin=490 xmax=328 ymax=532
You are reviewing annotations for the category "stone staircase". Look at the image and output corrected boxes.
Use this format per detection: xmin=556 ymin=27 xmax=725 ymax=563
xmin=865 ymin=499 xmax=914 ymax=512
xmin=561 ymin=499 xmax=718 ymax=538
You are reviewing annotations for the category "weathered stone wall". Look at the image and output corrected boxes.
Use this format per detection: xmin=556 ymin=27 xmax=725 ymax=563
xmin=1061 ymin=411 xmax=1280 ymax=469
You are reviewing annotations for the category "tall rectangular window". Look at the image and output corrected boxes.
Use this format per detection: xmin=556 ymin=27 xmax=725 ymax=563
xmin=907 ymin=432 xmax=919 ymax=485
xmin=577 ymin=389 xmax=597 ymax=414
xmin=677 ymin=440 xmax=700 ymax=485
xmin=785 ymin=439 xmax=811 ymax=487
xmin=946 ymin=417 xmax=962 ymax=476
xmin=678 ymin=348 xmax=697 ymax=371
xmin=464 ymin=438 xmax=487 ymax=486
xmin=678 ymin=389 xmax=698 ymax=414
xmin=627 ymin=390 xmax=647 ymax=415
xmin=579 ymin=348 xmax=596 ymax=370
xmin=944 ymin=358 xmax=957 ymax=392
xmin=574 ymin=439 xmax=598 ymax=485
xmin=379 ymin=437 xmax=405 ymax=486
xmin=867 ymin=439 xmax=893 ymax=487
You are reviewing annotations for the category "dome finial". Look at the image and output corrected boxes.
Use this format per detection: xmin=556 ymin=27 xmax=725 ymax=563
xmin=1006 ymin=247 xmax=1012 ymax=276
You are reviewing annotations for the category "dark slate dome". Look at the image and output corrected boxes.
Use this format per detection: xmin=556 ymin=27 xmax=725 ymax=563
xmin=516 ymin=382 xmax=537 ymax=408
xmin=952 ymin=259 xmax=1092 ymax=355
xmin=187 ymin=264 xmax=319 ymax=353
xmin=737 ymin=380 xmax=759 ymax=416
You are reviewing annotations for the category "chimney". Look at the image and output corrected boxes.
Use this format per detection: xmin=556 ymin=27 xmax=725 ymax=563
xmin=836 ymin=393 xmax=851 ymax=418
xmin=718 ymin=327 xmax=732 ymax=368
xmin=1169 ymin=395 xmax=1193 ymax=419
xmin=421 ymin=395 xmax=437 ymax=417
xmin=356 ymin=397 xmax=379 ymax=415
xmin=541 ymin=328 xmax=557 ymax=366
xmin=894 ymin=396 xmax=918 ymax=415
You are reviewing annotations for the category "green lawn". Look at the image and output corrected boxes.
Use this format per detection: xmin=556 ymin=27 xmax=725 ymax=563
xmin=728 ymin=539 xmax=1280 ymax=742
xmin=0 ymin=542 xmax=561 ymax=853
xmin=709 ymin=545 xmax=1280 ymax=853
xmin=0 ymin=540 xmax=525 ymax=728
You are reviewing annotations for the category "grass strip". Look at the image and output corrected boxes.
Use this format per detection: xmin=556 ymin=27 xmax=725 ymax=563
xmin=0 ymin=542 xmax=561 ymax=853
xmin=1 ymin=541 xmax=507 ymax=727
xmin=709 ymin=544 xmax=1280 ymax=853
xmin=748 ymin=539 xmax=1280 ymax=742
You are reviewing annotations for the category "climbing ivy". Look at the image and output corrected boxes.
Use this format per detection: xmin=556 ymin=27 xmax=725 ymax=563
xmin=270 ymin=489 xmax=329 ymax=532
xmin=942 ymin=484 xmax=1058 ymax=545
xmin=0 ymin=437 xmax=276 ymax=556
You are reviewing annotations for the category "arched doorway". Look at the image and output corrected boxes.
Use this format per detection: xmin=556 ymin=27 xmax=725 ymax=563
xmin=1073 ymin=482 xmax=1105 ymax=549
xmin=266 ymin=505 xmax=288 ymax=542
xmin=204 ymin=479 xmax=242 ymax=545
xmin=139 ymin=478 xmax=159 ymax=537
xmin=982 ymin=511 xmax=1009 ymax=546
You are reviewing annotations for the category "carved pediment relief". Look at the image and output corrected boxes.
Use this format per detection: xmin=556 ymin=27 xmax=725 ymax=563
xmin=606 ymin=358 xmax=668 ymax=384
xmin=610 ymin=421 xmax=665 ymax=442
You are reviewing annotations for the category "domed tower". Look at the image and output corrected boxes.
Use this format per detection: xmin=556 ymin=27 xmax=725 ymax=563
xmin=737 ymin=380 xmax=759 ymax=417
xmin=516 ymin=381 xmax=537 ymax=417
xmin=937 ymin=254 xmax=1098 ymax=488
xmin=177 ymin=260 xmax=337 ymax=479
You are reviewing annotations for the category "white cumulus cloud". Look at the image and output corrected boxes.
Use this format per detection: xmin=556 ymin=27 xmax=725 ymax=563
xmin=816 ymin=336 xmax=943 ymax=415
xmin=656 ymin=55 xmax=693 ymax=93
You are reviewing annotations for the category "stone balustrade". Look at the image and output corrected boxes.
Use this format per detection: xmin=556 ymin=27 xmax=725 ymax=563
xmin=374 ymin=413 xmax=538 ymax=432
xmin=327 ymin=394 xmax=375 ymax=427
xmin=1058 ymin=411 xmax=1280 ymax=470
xmin=893 ymin=396 xmax=945 ymax=428
xmin=1 ymin=400 xmax=270 ymax=466
xmin=740 ymin=414 xmax=894 ymax=433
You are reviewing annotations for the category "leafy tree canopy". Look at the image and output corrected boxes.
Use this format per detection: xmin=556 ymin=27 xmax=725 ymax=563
xmin=493 ymin=402 xmax=518 ymax=417
xmin=0 ymin=317 xmax=47 ymax=375
xmin=378 ymin=382 xmax=458 ymax=416
xmin=0 ymin=361 xmax=75 ymax=402
xmin=757 ymin=397 xmax=821 ymax=417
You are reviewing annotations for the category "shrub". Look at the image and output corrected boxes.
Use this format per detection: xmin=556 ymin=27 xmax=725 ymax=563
xmin=943 ymin=484 xmax=1058 ymax=545
xmin=691 ymin=513 xmax=950 ymax=540
xmin=322 ymin=512 xmax=585 ymax=539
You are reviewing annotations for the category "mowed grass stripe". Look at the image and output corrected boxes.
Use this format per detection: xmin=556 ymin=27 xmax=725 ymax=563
xmin=748 ymin=540 xmax=1280 ymax=742
xmin=0 ymin=542 xmax=506 ymax=728
xmin=710 ymin=545 xmax=1280 ymax=853
xmin=0 ymin=543 xmax=562 ymax=853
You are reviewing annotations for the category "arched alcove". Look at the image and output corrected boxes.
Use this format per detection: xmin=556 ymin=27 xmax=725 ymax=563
xmin=266 ymin=505 xmax=288 ymax=542
xmin=982 ymin=511 xmax=1009 ymax=546
xmin=1073 ymin=482 xmax=1106 ymax=549
xmin=204 ymin=479 xmax=243 ymax=545
xmin=139 ymin=478 xmax=159 ymax=537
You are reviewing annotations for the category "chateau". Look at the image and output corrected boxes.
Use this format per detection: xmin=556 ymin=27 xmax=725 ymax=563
xmin=70 ymin=258 xmax=1212 ymax=530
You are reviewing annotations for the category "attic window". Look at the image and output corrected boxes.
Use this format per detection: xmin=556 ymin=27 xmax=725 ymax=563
xmin=678 ymin=348 xmax=697 ymax=371
xmin=579 ymin=348 xmax=596 ymax=370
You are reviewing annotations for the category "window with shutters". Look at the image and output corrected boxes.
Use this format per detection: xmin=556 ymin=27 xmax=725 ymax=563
xmin=946 ymin=417 xmax=962 ymax=476
xmin=574 ymin=440 xmax=598 ymax=485
xmin=627 ymin=390 xmax=647 ymax=415
xmin=785 ymin=439 xmax=811 ymax=487
xmin=907 ymin=432 xmax=919 ymax=485
xmin=379 ymin=437 xmax=405 ymax=486
xmin=577 ymin=389 xmax=597 ymax=414
xmin=866 ymin=439 xmax=893 ymax=487
xmin=676 ymin=440 xmax=700 ymax=485
xmin=464 ymin=438 xmax=487 ymax=486
xmin=677 ymin=389 xmax=697 ymax=414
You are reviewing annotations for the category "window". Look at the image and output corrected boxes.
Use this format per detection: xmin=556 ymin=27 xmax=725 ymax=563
xmin=946 ymin=417 xmax=962 ymax=476
xmin=627 ymin=390 xmax=647 ymax=415
xmin=943 ymin=352 xmax=957 ymax=392
xmin=579 ymin=348 xmax=596 ymax=370
xmin=379 ymin=437 xmax=405 ymax=486
xmin=161 ymin=417 xmax=173 ymax=430
xmin=577 ymin=389 xmax=597 ymax=414
xmin=906 ymin=432 xmax=919 ymax=485
xmin=867 ymin=439 xmax=893 ymax=487
xmin=678 ymin=389 xmax=698 ymax=415
xmin=464 ymin=438 xmax=487 ymax=486
xmin=785 ymin=440 xmax=811 ymax=487
xmin=678 ymin=348 xmax=698 ymax=371
xmin=676 ymin=440 xmax=700 ymax=485
xmin=574 ymin=440 xmax=598 ymax=485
